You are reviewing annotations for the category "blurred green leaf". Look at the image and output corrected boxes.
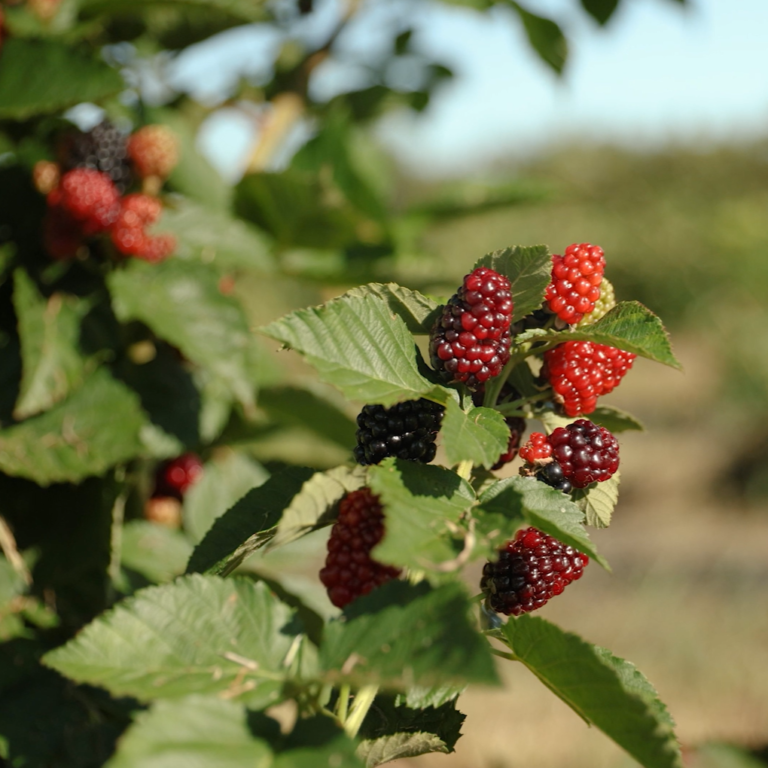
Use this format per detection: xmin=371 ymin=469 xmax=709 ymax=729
xmin=573 ymin=471 xmax=620 ymax=529
xmin=580 ymin=0 xmax=620 ymax=25
xmin=273 ymin=716 xmax=364 ymax=768
xmin=693 ymin=743 xmax=768 ymax=768
xmin=0 ymin=40 xmax=123 ymax=120
xmin=120 ymin=520 xmax=194 ymax=584
xmin=441 ymin=401 xmax=509 ymax=469
xmin=0 ymin=369 xmax=145 ymax=485
xmin=321 ymin=581 xmax=499 ymax=689
xmin=79 ymin=0 xmax=270 ymax=22
xmin=508 ymin=2 xmax=568 ymax=74
xmin=495 ymin=615 xmax=682 ymax=768
xmin=44 ymin=576 xmax=303 ymax=706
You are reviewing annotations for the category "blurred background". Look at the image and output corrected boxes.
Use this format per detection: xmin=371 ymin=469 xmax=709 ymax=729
xmin=3 ymin=0 xmax=768 ymax=764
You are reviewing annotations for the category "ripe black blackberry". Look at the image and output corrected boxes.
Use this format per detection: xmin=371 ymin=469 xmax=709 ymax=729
xmin=63 ymin=120 xmax=132 ymax=194
xmin=353 ymin=399 xmax=444 ymax=465
xmin=481 ymin=527 xmax=589 ymax=616
xmin=429 ymin=267 xmax=513 ymax=390
xmin=536 ymin=461 xmax=573 ymax=493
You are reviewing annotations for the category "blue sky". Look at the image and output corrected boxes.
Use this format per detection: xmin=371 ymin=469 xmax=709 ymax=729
xmin=171 ymin=0 xmax=768 ymax=179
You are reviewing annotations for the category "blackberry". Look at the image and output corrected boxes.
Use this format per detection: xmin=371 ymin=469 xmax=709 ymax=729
xmin=354 ymin=399 xmax=443 ymax=465
xmin=51 ymin=169 xmax=121 ymax=236
xmin=64 ymin=119 xmax=132 ymax=194
xmin=319 ymin=488 xmax=401 ymax=608
xmin=154 ymin=453 xmax=204 ymax=500
xmin=577 ymin=277 xmax=616 ymax=326
xmin=128 ymin=125 xmax=179 ymax=180
xmin=544 ymin=243 xmax=605 ymax=325
xmin=481 ymin=527 xmax=589 ymax=616
xmin=543 ymin=341 xmax=636 ymax=417
xmin=111 ymin=193 xmax=175 ymax=261
xmin=537 ymin=461 xmax=573 ymax=493
xmin=518 ymin=432 xmax=552 ymax=464
xmin=491 ymin=416 xmax=526 ymax=470
xmin=429 ymin=267 xmax=513 ymax=390
xmin=548 ymin=419 xmax=619 ymax=489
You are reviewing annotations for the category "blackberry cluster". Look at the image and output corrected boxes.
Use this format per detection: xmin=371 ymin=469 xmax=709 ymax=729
xmin=542 ymin=341 xmax=637 ymax=417
xmin=320 ymin=488 xmax=401 ymax=608
xmin=353 ymin=399 xmax=444 ymax=465
xmin=548 ymin=419 xmax=619 ymax=489
xmin=64 ymin=120 xmax=132 ymax=194
xmin=491 ymin=416 xmax=526 ymax=470
xmin=481 ymin=527 xmax=589 ymax=616
xmin=544 ymin=243 xmax=605 ymax=326
xmin=429 ymin=267 xmax=513 ymax=390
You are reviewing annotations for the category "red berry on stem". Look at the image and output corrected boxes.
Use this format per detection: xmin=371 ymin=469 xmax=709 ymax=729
xmin=54 ymin=169 xmax=121 ymax=235
xmin=544 ymin=243 xmax=606 ymax=325
xmin=548 ymin=419 xmax=619 ymax=489
xmin=155 ymin=453 xmax=204 ymax=499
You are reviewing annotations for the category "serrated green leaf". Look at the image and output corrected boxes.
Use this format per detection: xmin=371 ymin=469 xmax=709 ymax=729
xmin=261 ymin=293 xmax=451 ymax=407
xmin=320 ymin=581 xmax=499 ymax=689
xmin=474 ymin=244 xmax=552 ymax=322
xmin=509 ymin=2 xmax=568 ymax=74
xmin=183 ymin=451 xmax=268 ymax=543
xmin=185 ymin=466 xmax=316 ymax=576
xmin=587 ymin=405 xmax=644 ymax=432
xmin=0 ymin=40 xmax=124 ymax=119
xmin=344 ymin=283 xmax=441 ymax=335
xmin=120 ymin=520 xmax=194 ymax=585
xmin=12 ymin=270 xmax=94 ymax=419
xmin=441 ymin=401 xmax=509 ymax=468
xmin=105 ymin=696 xmax=272 ymax=768
xmin=400 ymin=684 xmax=465 ymax=709
xmin=477 ymin=476 xmax=607 ymax=567
xmin=359 ymin=732 xmax=448 ymax=767
xmin=155 ymin=197 xmax=275 ymax=273
xmin=367 ymin=459 xmax=475 ymax=570
xmin=545 ymin=301 xmax=682 ymax=369
xmin=43 ymin=576 xmax=303 ymax=706
xmin=0 ymin=369 xmax=145 ymax=485
xmin=271 ymin=465 xmax=367 ymax=549
xmin=573 ymin=471 xmax=620 ymax=528
xmin=108 ymin=259 xmax=260 ymax=410
xmin=497 ymin=615 xmax=682 ymax=768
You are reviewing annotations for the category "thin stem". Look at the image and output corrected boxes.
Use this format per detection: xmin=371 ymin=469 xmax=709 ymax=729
xmin=343 ymin=685 xmax=378 ymax=738
xmin=335 ymin=683 xmax=351 ymax=724
xmin=456 ymin=459 xmax=474 ymax=480
xmin=0 ymin=516 xmax=31 ymax=586
xmin=495 ymin=389 xmax=553 ymax=415
xmin=490 ymin=648 xmax=518 ymax=663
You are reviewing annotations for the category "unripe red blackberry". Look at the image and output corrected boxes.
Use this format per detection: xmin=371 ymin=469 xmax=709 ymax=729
xmin=544 ymin=243 xmax=605 ymax=325
xmin=62 ymin=120 xmax=133 ymax=194
xmin=154 ymin=453 xmax=204 ymax=500
xmin=542 ymin=341 xmax=636 ymax=417
xmin=491 ymin=416 xmax=526 ymax=470
xmin=548 ymin=419 xmax=619 ymax=489
xmin=52 ymin=169 xmax=121 ymax=236
xmin=128 ymin=125 xmax=179 ymax=180
xmin=110 ymin=193 xmax=175 ymax=261
xmin=577 ymin=277 xmax=616 ymax=326
xmin=354 ymin=399 xmax=444 ymax=465
xmin=518 ymin=432 xmax=552 ymax=464
xmin=320 ymin=488 xmax=401 ymax=608
xmin=429 ymin=267 xmax=513 ymax=390
xmin=481 ymin=527 xmax=589 ymax=616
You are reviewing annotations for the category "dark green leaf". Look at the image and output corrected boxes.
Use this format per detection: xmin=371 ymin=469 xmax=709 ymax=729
xmin=0 ymin=369 xmax=145 ymax=485
xmin=474 ymin=244 xmax=552 ymax=322
xmin=509 ymin=2 xmax=568 ymax=74
xmin=321 ymin=581 xmax=499 ymax=689
xmin=105 ymin=695 xmax=272 ymax=768
xmin=344 ymin=283 xmax=441 ymax=335
xmin=79 ymin=0 xmax=269 ymax=22
xmin=274 ymin=716 xmax=364 ymax=768
xmin=44 ymin=576 xmax=304 ymax=706
xmin=0 ymin=40 xmax=124 ymax=119
xmin=580 ymin=0 xmax=620 ymax=25
xmin=367 ymin=459 xmax=475 ymax=570
xmin=497 ymin=615 xmax=682 ymax=768
xmin=572 ymin=471 xmax=620 ymax=528
xmin=441 ymin=401 xmax=509 ymax=468
xmin=185 ymin=466 xmax=316 ymax=576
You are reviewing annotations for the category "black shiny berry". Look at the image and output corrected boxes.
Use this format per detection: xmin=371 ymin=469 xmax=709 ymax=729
xmin=63 ymin=120 xmax=133 ymax=194
xmin=537 ymin=461 xmax=573 ymax=494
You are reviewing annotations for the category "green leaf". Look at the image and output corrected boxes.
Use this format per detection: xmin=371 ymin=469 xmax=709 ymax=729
xmin=260 ymin=292 xmax=451 ymax=407
xmin=509 ymin=2 xmax=568 ymax=74
xmin=108 ymin=259 xmax=260 ymax=410
xmin=367 ymin=459 xmax=475 ymax=570
xmin=156 ymin=197 xmax=275 ymax=273
xmin=274 ymin=716 xmax=364 ymax=768
xmin=693 ymin=743 xmax=768 ymax=768
xmin=185 ymin=466 xmax=316 ymax=576
xmin=344 ymin=283 xmax=441 ymax=335
xmin=545 ymin=301 xmax=682 ymax=369
xmin=183 ymin=451 xmax=269 ymax=543
xmin=441 ymin=400 xmax=509 ymax=469
xmin=78 ymin=0 xmax=270 ymax=22
xmin=12 ymin=270 xmax=93 ymax=419
xmin=0 ymin=40 xmax=124 ymax=120
xmin=120 ymin=520 xmax=194 ymax=585
xmin=477 ymin=476 xmax=607 ymax=567
xmin=271 ymin=465 xmax=367 ymax=549
xmin=580 ymin=0 xmax=620 ymax=25
xmin=0 ymin=369 xmax=145 ymax=485
xmin=105 ymin=696 xmax=272 ymax=768
xmin=44 ymin=576 xmax=303 ymax=706
xmin=586 ymin=405 xmax=644 ymax=433
xmin=573 ymin=471 xmax=620 ymax=528
xmin=320 ymin=581 xmax=499 ymax=689
xmin=474 ymin=245 xmax=552 ymax=322
xmin=496 ymin=615 xmax=683 ymax=768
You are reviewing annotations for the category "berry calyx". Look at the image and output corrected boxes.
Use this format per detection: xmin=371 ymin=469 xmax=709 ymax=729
xmin=544 ymin=243 xmax=605 ymax=325
xmin=481 ymin=527 xmax=589 ymax=616
xmin=354 ymin=399 xmax=444 ymax=465
xmin=429 ymin=266 xmax=513 ymax=390
xmin=548 ymin=419 xmax=619 ymax=489
xmin=53 ymin=169 xmax=121 ymax=235
xmin=154 ymin=453 xmax=204 ymax=500
xmin=491 ymin=416 xmax=526 ymax=470
xmin=320 ymin=488 xmax=401 ymax=608
xmin=110 ymin=193 xmax=176 ymax=261
xmin=128 ymin=125 xmax=179 ymax=180
xmin=542 ymin=341 xmax=637 ymax=417
xmin=577 ymin=277 xmax=616 ymax=326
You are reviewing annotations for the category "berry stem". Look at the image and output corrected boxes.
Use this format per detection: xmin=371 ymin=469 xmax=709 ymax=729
xmin=335 ymin=683 xmax=351 ymax=723
xmin=490 ymin=647 xmax=518 ymax=662
xmin=343 ymin=684 xmax=379 ymax=738
xmin=495 ymin=389 xmax=553 ymax=416
xmin=456 ymin=459 xmax=474 ymax=480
